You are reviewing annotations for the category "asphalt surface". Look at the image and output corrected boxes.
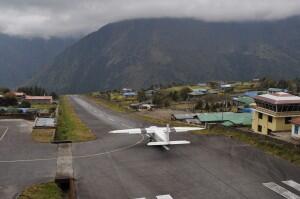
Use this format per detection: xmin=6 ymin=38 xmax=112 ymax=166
xmin=0 ymin=119 xmax=57 ymax=199
xmin=2 ymin=95 xmax=300 ymax=199
xmin=69 ymin=95 xmax=300 ymax=199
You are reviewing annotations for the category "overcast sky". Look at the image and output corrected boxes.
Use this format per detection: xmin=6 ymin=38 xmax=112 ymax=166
xmin=0 ymin=0 xmax=300 ymax=38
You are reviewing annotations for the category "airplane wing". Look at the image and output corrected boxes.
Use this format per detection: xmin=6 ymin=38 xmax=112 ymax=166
xmin=110 ymin=127 xmax=204 ymax=134
xmin=147 ymin=141 xmax=169 ymax=146
xmin=109 ymin=128 xmax=155 ymax=134
xmin=147 ymin=140 xmax=191 ymax=146
xmin=172 ymin=127 xmax=204 ymax=132
xmin=109 ymin=128 xmax=143 ymax=134
xmin=160 ymin=127 xmax=204 ymax=133
xmin=168 ymin=140 xmax=191 ymax=145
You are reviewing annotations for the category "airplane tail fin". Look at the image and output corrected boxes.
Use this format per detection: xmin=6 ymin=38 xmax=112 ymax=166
xmin=165 ymin=124 xmax=170 ymax=142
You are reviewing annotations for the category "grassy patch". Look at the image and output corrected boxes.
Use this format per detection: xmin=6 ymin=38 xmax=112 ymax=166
xmin=18 ymin=182 xmax=63 ymax=199
xmin=132 ymin=111 xmax=192 ymax=127
xmin=87 ymin=94 xmax=196 ymax=127
xmin=31 ymin=104 xmax=57 ymax=110
xmin=86 ymin=95 xmax=129 ymax=113
xmin=32 ymin=129 xmax=55 ymax=143
xmin=56 ymin=96 xmax=96 ymax=142
xmin=194 ymin=125 xmax=300 ymax=166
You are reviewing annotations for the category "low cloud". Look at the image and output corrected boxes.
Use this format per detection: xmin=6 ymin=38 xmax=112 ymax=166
xmin=0 ymin=0 xmax=300 ymax=38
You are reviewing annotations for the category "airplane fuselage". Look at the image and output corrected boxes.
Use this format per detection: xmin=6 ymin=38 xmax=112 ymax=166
xmin=147 ymin=127 xmax=170 ymax=150
xmin=110 ymin=125 xmax=203 ymax=151
xmin=146 ymin=126 xmax=167 ymax=142
xmin=152 ymin=131 xmax=166 ymax=142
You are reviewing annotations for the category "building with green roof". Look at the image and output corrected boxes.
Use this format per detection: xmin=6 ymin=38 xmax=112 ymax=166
xmin=197 ymin=112 xmax=252 ymax=127
xmin=233 ymin=96 xmax=255 ymax=107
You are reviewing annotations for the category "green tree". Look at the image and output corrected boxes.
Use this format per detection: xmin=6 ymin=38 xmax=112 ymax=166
xmin=277 ymin=80 xmax=288 ymax=89
xmin=17 ymin=86 xmax=47 ymax=96
xmin=204 ymin=102 xmax=210 ymax=112
xmin=19 ymin=101 xmax=31 ymax=108
xmin=169 ymin=91 xmax=179 ymax=102
xmin=179 ymin=87 xmax=192 ymax=101
xmin=164 ymin=99 xmax=170 ymax=107
xmin=195 ymin=100 xmax=203 ymax=110
xmin=0 ymin=93 xmax=17 ymax=106
xmin=0 ymin=87 xmax=10 ymax=94
xmin=50 ymin=92 xmax=58 ymax=100
xmin=153 ymin=92 xmax=164 ymax=107
xmin=137 ymin=90 xmax=147 ymax=102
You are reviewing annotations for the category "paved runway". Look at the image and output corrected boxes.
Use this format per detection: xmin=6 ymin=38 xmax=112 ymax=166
xmin=2 ymin=95 xmax=300 ymax=199
xmin=0 ymin=119 xmax=57 ymax=198
xmin=69 ymin=95 xmax=300 ymax=199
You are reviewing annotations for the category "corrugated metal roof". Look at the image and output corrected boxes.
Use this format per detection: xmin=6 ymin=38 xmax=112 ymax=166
xmin=255 ymin=93 xmax=300 ymax=104
xmin=244 ymin=91 xmax=267 ymax=97
xmin=197 ymin=112 xmax=252 ymax=126
xmin=234 ymin=96 xmax=255 ymax=105
xmin=188 ymin=91 xmax=205 ymax=96
xmin=268 ymin=88 xmax=288 ymax=92
xmin=172 ymin=113 xmax=197 ymax=120
xmin=25 ymin=96 xmax=52 ymax=100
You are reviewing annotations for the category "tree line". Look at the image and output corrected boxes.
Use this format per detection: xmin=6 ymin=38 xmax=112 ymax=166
xmin=0 ymin=86 xmax=57 ymax=107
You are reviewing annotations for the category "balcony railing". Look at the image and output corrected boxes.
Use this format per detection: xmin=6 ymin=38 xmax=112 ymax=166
xmin=256 ymin=107 xmax=300 ymax=117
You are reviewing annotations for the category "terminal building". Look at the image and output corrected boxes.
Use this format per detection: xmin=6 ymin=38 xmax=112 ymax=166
xmin=252 ymin=92 xmax=300 ymax=135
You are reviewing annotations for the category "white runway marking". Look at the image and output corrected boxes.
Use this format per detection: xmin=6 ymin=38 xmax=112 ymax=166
xmin=156 ymin=194 xmax=173 ymax=199
xmin=134 ymin=194 xmax=173 ymax=199
xmin=73 ymin=134 xmax=145 ymax=159
xmin=283 ymin=180 xmax=300 ymax=192
xmin=0 ymin=157 xmax=56 ymax=163
xmin=0 ymin=127 xmax=8 ymax=141
xmin=107 ymin=117 xmax=115 ymax=121
xmin=263 ymin=182 xmax=300 ymax=199
xmin=121 ymin=123 xmax=131 ymax=128
xmin=0 ymin=134 xmax=145 ymax=163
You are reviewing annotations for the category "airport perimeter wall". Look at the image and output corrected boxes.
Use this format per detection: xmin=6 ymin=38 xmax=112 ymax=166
xmin=213 ymin=124 xmax=300 ymax=151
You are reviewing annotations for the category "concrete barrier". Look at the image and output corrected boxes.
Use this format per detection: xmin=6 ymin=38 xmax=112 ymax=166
xmin=213 ymin=124 xmax=300 ymax=151
xmin=55 ymin=143 xmax=77 ymax=199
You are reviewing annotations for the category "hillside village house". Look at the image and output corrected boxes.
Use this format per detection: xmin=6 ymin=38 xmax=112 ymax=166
xmin=268 ymin=88 xmax=288 ymax=94
xmin=25 ymin=96 xmax=53 ymax=104
xmin=13 ymin=92 xmax=26 ymax=100
xmin=252 ymin=92 xmax=300 ymax=135
xmin=291 ymin=118 xmax=300 ymax=139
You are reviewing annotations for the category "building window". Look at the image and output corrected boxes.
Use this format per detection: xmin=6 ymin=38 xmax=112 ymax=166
xmin=268 ymin=116 xmax=273 ymax=123
xmin=285 ymin=117 xmax=292 ymax=124
xmin=258 ymin=125 xmax=262 ymax=132
xmin=258 ymin=113 xmax=263 ymax=119
xmin=295 ymin=125 xmax=299 ymax=135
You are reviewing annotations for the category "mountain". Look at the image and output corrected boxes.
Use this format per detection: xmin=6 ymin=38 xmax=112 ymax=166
xmin=32 ymin=17 xmax=300 ymax=93
xmin=0 ymin=34 xmax=75 ymax=88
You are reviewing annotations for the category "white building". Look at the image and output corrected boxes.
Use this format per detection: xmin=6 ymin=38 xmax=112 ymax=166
xmin=291 ymin=118 xmax=300 ymax=139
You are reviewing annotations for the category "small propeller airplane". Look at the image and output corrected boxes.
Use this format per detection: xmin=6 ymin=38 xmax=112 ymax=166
xmin=109 ymin=124 xmax=204 ymax=150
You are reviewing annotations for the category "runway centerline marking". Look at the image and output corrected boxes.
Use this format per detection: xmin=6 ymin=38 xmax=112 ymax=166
xmin=0 ymin=157 xmax=57 ymax=163
xmin=73 ymin=134 xmax=145 ymax=159
xmin=156 ymin=194 xmax=173 ymax=199
xmin=134 ymin=194 xmax=173 ymax=199
xmin=0 ymin=127 xmax=8 ymax=141
xmin=121 ymin=123 xmax=131 ymax=128
xmin=0 ymin=134 xmax=144 ymax=163
xmin=107 ymin=117 xmax=115 ymax=121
